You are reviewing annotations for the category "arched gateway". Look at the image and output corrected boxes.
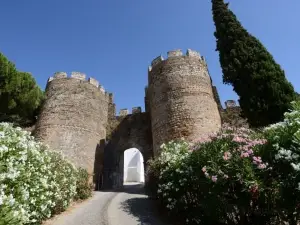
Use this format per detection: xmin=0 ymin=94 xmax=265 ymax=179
xmin=102 ymin=112 xmax=153 ymax=189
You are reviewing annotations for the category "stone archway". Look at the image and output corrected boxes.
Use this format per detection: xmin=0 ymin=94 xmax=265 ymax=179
xmin=102 ymin=113 xmax=153 ymax=189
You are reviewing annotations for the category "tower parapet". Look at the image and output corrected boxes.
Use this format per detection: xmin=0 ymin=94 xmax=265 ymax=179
xmin=147 ymin=49 xmax=221 ymax=155
xmin=148 ymin=49 xmax=207 ymax=73
xmin=47 ymin=72 xmax=107 ymax=96
xmin=71 ymin=72 xmax=86 ymax=80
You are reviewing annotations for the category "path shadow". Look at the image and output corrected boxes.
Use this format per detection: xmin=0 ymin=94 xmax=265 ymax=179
xmin=120 ymin=197 xmax=168 ymax=225
xmin=99 ymin=183 xmax=146 ymax=195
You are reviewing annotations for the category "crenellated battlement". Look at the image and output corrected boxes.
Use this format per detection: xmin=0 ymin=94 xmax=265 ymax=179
xmin=71 ymin=72 xmax=86 ymax=80
xmin=47 ymin=71 xmax=106 ymax=93
xmin=117 ymin=106 xmax=143 ymax=117
xmin=148 ymin=49 xmax=206 ymax=71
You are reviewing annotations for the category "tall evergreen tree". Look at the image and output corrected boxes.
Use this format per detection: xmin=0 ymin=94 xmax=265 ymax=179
xmin=0 ymin=52 xmax=44 ymax=126
xmin=211 ymin=0 xmax=297 ymax=127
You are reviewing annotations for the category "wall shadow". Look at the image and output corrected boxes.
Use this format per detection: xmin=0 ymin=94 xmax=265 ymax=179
xmin=93 ymin=139 xmax=106 ymax=190
xmin=100 ymin=183 xmax=146 ymax=195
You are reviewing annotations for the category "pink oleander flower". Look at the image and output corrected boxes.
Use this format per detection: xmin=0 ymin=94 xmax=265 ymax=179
xmin=258 ymin=163 xmax=267 ymax=169
xmin=233 ymin=136 xmax=248 ymax=143
xmin=241 ymin=152 xmax=249 ymax=158
xmin=252 ymin=156 xmax=262 ymax=164
xmin=211 ymin=175 xmax=218 ymax=182
xmin=202 ymin=166 xmax=207 ymax=173
xmin=223 ymin=151 xmax=232 ymax=160
xmin=247 ymin=149 xmax=253 ymax=155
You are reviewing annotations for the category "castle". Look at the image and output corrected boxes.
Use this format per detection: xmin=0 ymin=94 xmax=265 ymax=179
xmin=34 ymin=49 xmax=243 ymax=189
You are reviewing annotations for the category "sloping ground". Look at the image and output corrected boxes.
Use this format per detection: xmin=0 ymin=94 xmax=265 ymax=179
xmin=44 ymin=183 xmax=170 ymax=225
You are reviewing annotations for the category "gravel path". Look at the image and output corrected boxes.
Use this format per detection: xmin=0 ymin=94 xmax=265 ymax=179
xmin=44 ymin=183 xmax=169 ymax=225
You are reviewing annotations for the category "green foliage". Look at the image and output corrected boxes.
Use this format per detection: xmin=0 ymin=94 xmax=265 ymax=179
xmin=259 ymin=100 xmax=300 ymax=223
xmin=211 ymin=0 xmax=297 ymax=127
xmin=0 ymin=123 xmax=90 ymax=224
xmin=149 ymin=107 xmax=300 ymax=225
xmin=75 ymin=168 xmax=93 ymax=200
xmin=148 ymin=130 xmax=271 ymax=225
xmin=0 ymin=53 xmax=44 ymax=126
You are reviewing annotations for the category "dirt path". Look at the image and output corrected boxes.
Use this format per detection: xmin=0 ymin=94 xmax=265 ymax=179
xmin=44 ymin=183 xmax=169 ymax=225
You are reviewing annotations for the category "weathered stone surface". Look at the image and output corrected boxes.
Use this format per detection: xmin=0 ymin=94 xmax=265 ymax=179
xmin=71 ymin=72 xmax=86 ymax=80
xmin=148 ymin=49 xmax=222 ymax=155
xmin=132 ymin=107 xmax=142 ymax=114
xmin=54 ymin=72 xmax=67 ymax=79
xmin=34 ymin=77 xmax=109 ymax=177
xmin=88 ymin=77 xmax=99 ymax=87
xmin=119 ymin=109 xmax=129 ymax=117
xmin=168 ymin=49 xmax=183 ymax=57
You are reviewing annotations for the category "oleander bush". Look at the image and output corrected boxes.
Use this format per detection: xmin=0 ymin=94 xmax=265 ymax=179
xmin=147 ymin=101 xmax=300 ymax=225
xmin=259 ymin=100 xmax=300 ymax=224
xmin=74 ymin=168 xmax=93 ymax=201
xmin=0 ymin=123 xmax=90 ymax=225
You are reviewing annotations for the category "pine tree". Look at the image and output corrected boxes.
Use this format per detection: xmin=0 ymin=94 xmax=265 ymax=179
xmin=211 ymin=0 xmax=297 ymax=127
xmin=0 ymin=52 xmax=44 ymax=126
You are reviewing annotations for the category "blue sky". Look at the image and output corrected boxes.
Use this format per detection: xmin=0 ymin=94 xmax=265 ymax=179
xmin=0 ymin=0 xmax=299 ymax=114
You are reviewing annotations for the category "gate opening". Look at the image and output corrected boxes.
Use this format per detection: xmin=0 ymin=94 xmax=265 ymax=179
xmin=123 ymin=148 xmax=145 ymax=184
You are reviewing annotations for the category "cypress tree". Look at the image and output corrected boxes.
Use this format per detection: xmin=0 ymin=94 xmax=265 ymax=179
xmin=211 ymin=0 xmax=297 ymax=127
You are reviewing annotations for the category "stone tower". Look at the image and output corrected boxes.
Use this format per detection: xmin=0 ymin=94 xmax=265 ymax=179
xmin=147 ymin=49 xmax=221 ymax=155
xmin=34 ymin=72 xmax=109 ymax=176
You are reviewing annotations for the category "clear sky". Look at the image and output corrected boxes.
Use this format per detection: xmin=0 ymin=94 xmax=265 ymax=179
xmin=0 ymin=0 xmax=299 ymax=114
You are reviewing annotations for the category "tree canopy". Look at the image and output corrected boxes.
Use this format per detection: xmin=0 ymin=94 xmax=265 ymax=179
xmin=211 ymin=0 xmax=297 ymax=127
xmin=0 ymin=52 xmax=44 ymax=126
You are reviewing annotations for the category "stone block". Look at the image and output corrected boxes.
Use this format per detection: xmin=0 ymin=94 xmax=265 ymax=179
xmin=88 ymin=77 xmax=99 ymax=87
xmin=132 ymin=107 xmax=142 ymax=114
xmin=186 ymin=49 xmax=201 ymax=58
xmin=167 ymin=49 xmax=183 ymax=58
xmin=151 ymin=55 xmax=164 ymax=67
xmin=71 ymin=72 xmax=86 ymax=80
xmin=54 ymin=72 xmax=67 ymax=79
xmin=119 ymin=109 xmax=129 ymax=117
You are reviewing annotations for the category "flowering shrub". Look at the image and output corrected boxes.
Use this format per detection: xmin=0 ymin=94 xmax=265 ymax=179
xmin=148 ymin=100 xmax=300 ymax=224
xmin=148 ymin=126 xmax=272 ymax=225
xmin=74 ymin=168 xmax=93 ymax=201
xmin=259 ymin=100 xmax=300 ymax=223
xmin=0 ymin=123 xmax=89 ymax=225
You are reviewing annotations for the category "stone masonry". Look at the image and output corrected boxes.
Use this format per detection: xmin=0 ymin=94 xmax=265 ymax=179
xmin=34 ymin=49 xmax=234 ymax=189
xmin=34 ymin=72 xmax=109 ymax=177
xmin=147 ymin=49 xmax=222 ymax=155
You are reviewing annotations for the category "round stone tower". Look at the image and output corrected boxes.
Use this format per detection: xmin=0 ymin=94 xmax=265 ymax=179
xmin=147 ymin=49 xmax=221 ymax=155
xmin=34 ymin=72 xmax=109 ymax=176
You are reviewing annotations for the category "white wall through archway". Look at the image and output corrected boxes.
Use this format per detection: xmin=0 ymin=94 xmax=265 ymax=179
xmin=123 ymin=148 xmax=145 ymax=183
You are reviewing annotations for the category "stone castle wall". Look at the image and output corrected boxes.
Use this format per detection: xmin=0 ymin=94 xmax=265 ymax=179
xmin=147 ymin=49 xmax=222 ymax=155
xmin=33 ymin=49 xmax=230 ymax=188
xmin=34 ymin=72 xmax=109 ymax=175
